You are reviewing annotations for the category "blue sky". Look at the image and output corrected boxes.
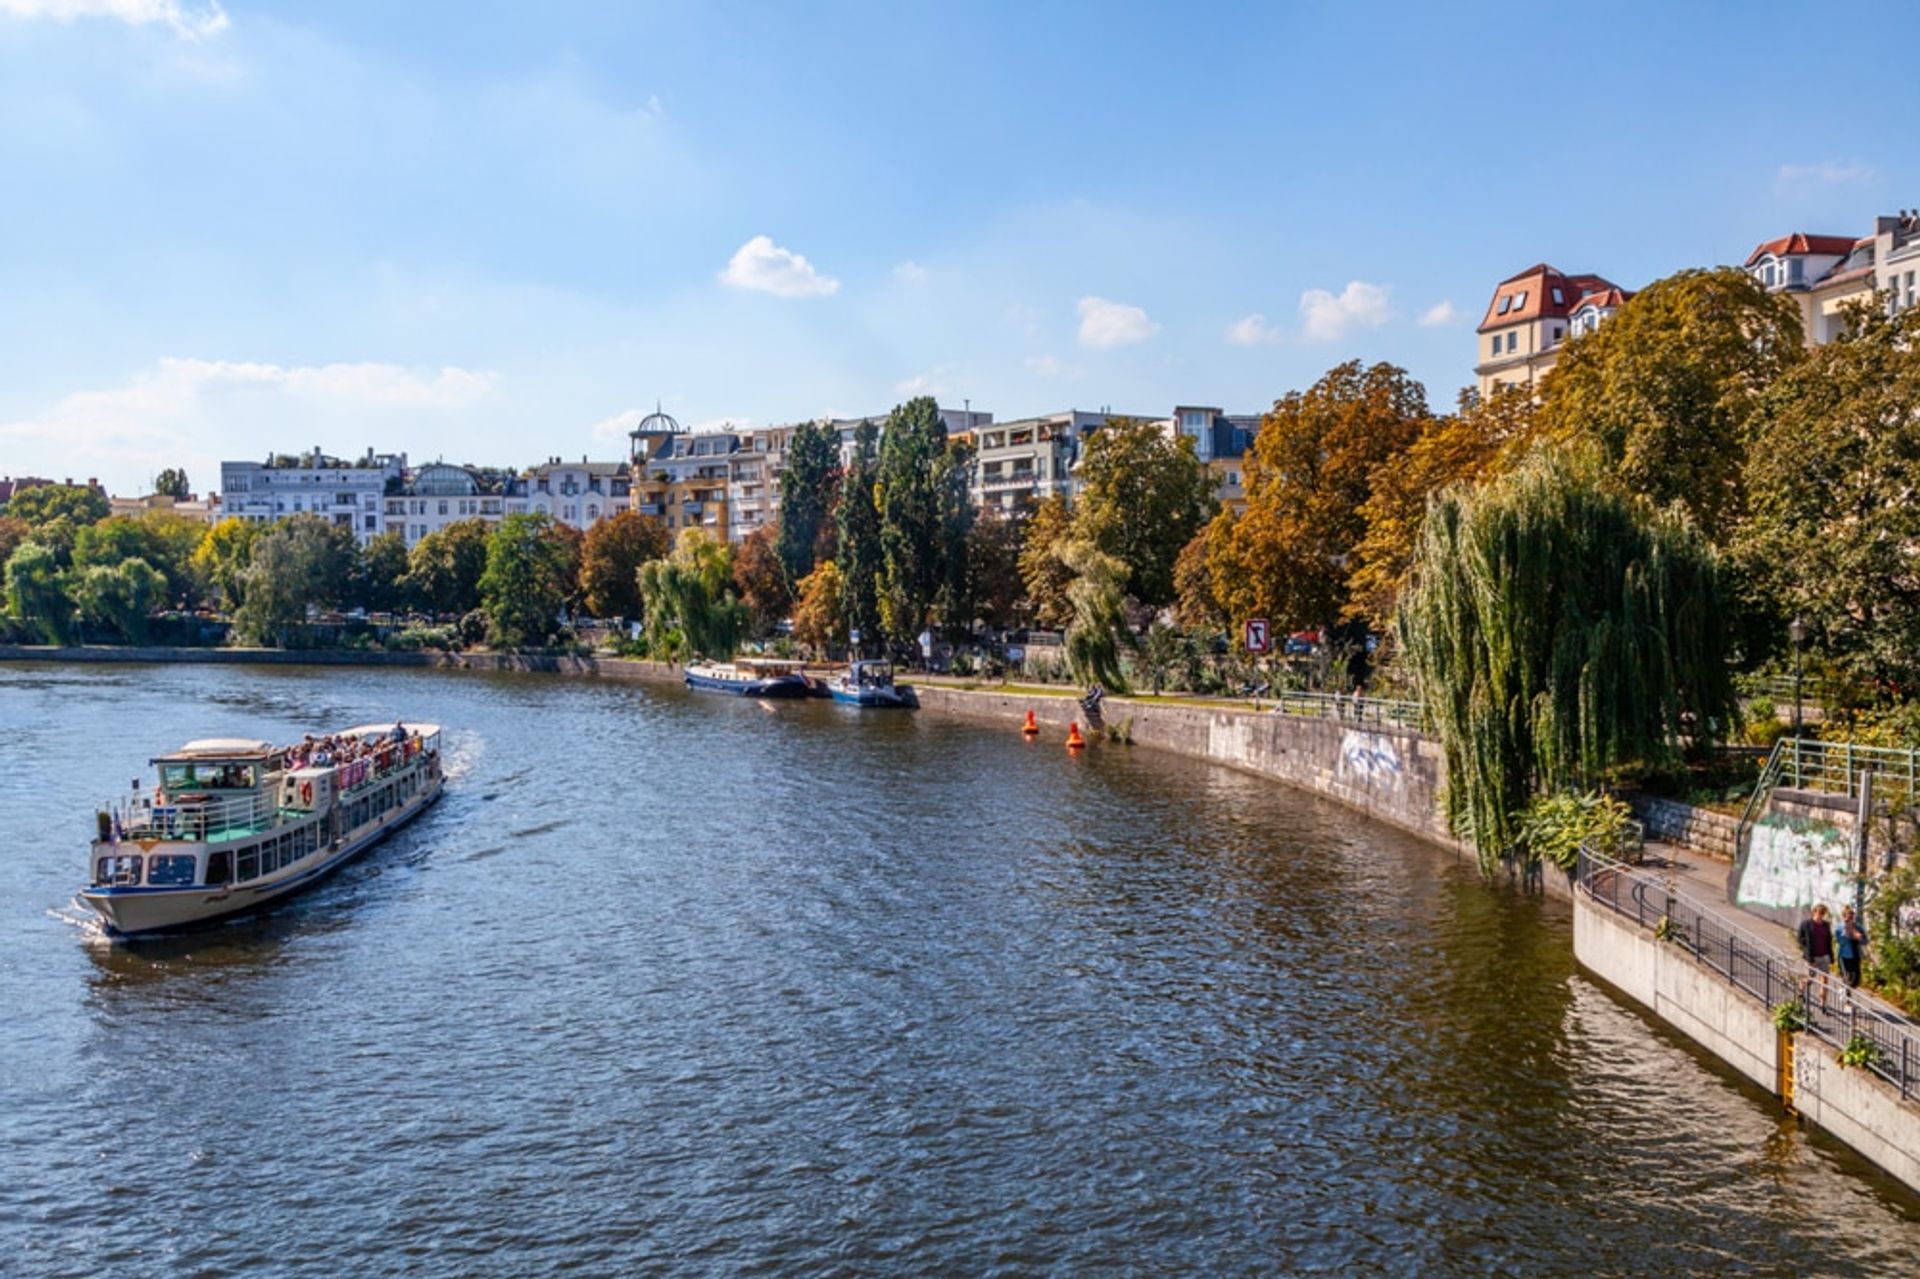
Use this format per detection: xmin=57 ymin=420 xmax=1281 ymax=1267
xmin=1 ymin=0 xmax=1911 ymax=496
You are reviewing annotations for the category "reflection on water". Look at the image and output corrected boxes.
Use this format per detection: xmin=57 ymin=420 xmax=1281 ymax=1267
xmin=1 ymin=660 xmax=1917 ymax=1277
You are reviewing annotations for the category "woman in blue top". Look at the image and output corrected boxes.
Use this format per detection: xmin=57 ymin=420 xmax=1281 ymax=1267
xmin=1837 ymin=904 xmax=1868 ymax=988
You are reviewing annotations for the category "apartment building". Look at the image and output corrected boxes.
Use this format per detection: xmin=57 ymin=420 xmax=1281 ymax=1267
xmin=107 ymin=492 xmax=223 ymax=525
xmin=1474 ymin=264 xmax=1631 ymax=398
xmin=1169 ymin=405 xmax=1258 ymax=514
xmin=629 ymin=412 xmax=735 ymax=538
xmin=522 ymin=457 xmax=631 ymax=533
xmin=728 ymin=423 xmax=798 ymax=543
xmin=969 ymin=409 xmax=1136 ymax=512
xmin=220 ymin=448 xmax=405 ymax=544
xmin=382 ymin=463 xmax=521 ymax=547
xmin=1745 ymin=211 xmax=1920 ymax=345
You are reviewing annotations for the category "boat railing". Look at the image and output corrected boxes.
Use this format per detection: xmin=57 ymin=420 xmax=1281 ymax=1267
xmin=330 ymin=733 xmax=436 ymax=796
xmin=110 ymin=788 xmax=279 ymax=843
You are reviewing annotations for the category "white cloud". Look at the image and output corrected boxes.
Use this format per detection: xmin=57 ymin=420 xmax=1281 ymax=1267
xmin=1298 ymin=281 xmax=1392 ymax=342
xmin=719 ymin=234 xmax=840 ymax=298
xmin=894 ymin=367 xmax=952 ymax=397
xmin=892 ymin=261 xmax=929 ymax=284
xmin=1076 ymin=296 xmax=1159 ymax=349
xmin=1418 ymin=300 xmax=1463 ymax=327
xmin=1776 ymin=160 xmax=1876 ymax=190
xmin=0 ymin=0 xmax=229 ymax=39
xmin=1226 ymin=313 xmax=1280 ymax=346
xmin=1026 ymin=354 xmax=1062 ymax=377
xmin=590 ymin=408 xmax=650 ymax=440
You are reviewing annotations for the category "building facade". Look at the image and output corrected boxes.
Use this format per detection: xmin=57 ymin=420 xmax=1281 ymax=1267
xmin=1474 ymin=264 xmax=1630 ymax=398
xmin=629 ymin=411 xmax=734 ymax=538
xmin=382 ymin=463 xmax=522 ymax=547
xmin=1746 ymin=212 xmax=1920 ymax=346
xmin=106 ymin=492 xmax=223 ymax=525
xmin=521 ymin=457 xmax=631 ymax=533
xmin=220 ymin=448 xmax=405 ymax=544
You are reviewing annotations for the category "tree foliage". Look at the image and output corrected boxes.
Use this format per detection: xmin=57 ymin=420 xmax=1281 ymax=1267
xmin=1214 ymin=360 xmax=1429 ymax=630
xmin=73 ymin=515 xmax=207 ymax=609
xmin=1072 ymin=417 xmax=1215 ymax=607
xmin=1017 ymin=495 xmax=1074 ymax=630
xmin=403 ymin=518 xmax=491 ymax=617
xmin=232 ymin=514 xmax=357 ymax=645
xmin=1540 ymin=266 xmax=1802 ymax=542
xmin=152 ymin=468 xmax=191 ymax=500
xmin=876 ymin=396 xmax=950 ymax=641
xmin=0 ymin=515 xmax=27 ymax=570
xmin=775 ymin=420 xmax=839 ymax=583
xmin=1060 ymin=538 xmax=1132 ymax=692
xmin=73 ymin=557 xmax=167 ymax=642
xmin=191 ymin=517 xmax=258 ymax=610
xmin=1400 ymin=449 xmax=1735 ymax=872
xmin=961 ymin=507 xmax=1025 ymax=632
xmin=790 ymin=559 xmax=848 ymax=658
xmin=478 ymin=513 xmax=576 ymax=648
xmin=580 ymin=508 xmax=667 ymax=619
xmin=637 ymin=527 xmax=747 ymax=660
xmin=350 ymin=531 xmax=411 ymax=614
xmin=836 ymin=419 xmax=884 ymax=649
xmin=4 ymin=542 xmax=72 ymax=643
xmin=732 ymin=524 xmax=792 ymax=636
xmin=5 ymin=482 xmax=108 ymax=529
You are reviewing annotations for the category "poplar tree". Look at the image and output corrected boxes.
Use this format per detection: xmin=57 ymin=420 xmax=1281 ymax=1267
xmin=876 ymin=396 xmax=948 ymax=643
xmin=836 ymin=419 xmax=884 ymax=651
xmin=775 ymin=420 xmax=839 ymax=584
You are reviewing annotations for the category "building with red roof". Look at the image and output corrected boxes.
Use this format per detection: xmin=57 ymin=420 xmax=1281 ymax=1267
xmin=1746 ymin=213 xmax=1920 ymax=345
xmin=1474 ymin=264 xmax=1632 ymax=399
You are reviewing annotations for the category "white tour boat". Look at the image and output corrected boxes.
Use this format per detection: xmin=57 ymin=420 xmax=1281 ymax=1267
xmin=79 ymin=723 xmax=444 ymax=938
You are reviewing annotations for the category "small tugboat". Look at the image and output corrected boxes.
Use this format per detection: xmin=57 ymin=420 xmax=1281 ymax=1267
xmin=829 ymin=659 xmax=910 ymax=708
xmin=683 ymin=658 xmax=813 ymax=699
xmin=79 ymin=724 xmax=444 ymax=938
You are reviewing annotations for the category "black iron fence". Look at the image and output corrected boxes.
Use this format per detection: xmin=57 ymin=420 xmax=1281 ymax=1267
xmin=1576 ymin=846 xmax=1920 ymax=1100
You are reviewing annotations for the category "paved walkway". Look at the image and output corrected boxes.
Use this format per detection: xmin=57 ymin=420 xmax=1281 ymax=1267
xmin=1636 ymin=838 xmax=1801 ymax=947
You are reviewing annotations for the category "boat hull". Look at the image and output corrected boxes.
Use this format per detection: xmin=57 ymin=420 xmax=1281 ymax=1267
xmin=79 ymin=777 xmax=443 ymax=937
xmin=683 ymin=671 xmax=812 ymax=698
xmin=829 ymin=686 xmax=909 ymax=708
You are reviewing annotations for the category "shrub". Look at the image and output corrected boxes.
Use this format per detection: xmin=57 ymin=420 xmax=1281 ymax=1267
xmin=1515 ymin=791 xmax=1635 ymax=872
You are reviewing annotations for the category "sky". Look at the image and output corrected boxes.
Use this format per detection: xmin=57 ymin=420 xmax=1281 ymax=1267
xmin=0 ymin=0 xmax=1913 ymax=497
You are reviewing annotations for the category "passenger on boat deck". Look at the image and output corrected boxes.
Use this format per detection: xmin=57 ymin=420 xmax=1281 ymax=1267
xmin=389 ymin=721 xmax=406 ymax=743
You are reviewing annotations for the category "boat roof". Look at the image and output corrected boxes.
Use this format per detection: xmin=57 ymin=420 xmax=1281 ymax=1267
xmin=336 ymin=722 xmax=441 ymax=739
xmin=157 ymin=738 xmax=277 ymax=762
xmin=735 ymin=658 xmax=805 ymax=671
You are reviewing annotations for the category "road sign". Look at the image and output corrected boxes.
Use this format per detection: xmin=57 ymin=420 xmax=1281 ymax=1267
xmin=1245 ymin=618 xmax=1270 ymax=653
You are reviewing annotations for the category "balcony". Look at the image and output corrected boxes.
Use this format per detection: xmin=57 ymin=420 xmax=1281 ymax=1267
xmin=635 ymin=502 xmax=664 ymax=516
xmin=981 ymin=472 xmax=1038 ymax=491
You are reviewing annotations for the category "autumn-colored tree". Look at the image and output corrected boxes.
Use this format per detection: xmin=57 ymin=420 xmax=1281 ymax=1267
xmin=1214 ymin=360 xmax=1429 ymax=631
xmin=732 ymin=525 xmax=792 ymax=636
xmin=1017 ymin=495 xmax=1074 ymax=629
xmin=1172 ymin=521 xmax=1229 ymax=630
xmin=1539 ymin=266 xmax=1802 ymax=542
xmin=0 ymin=515 xmax=28 ymax=569
xmin=790 ymin=560 xmax=849 ymax=658
xmin=1346 ymin=385 xmax=1542 ymax=626
xmin=579 ymin=508 xmax=668 ymax=619
xmin=1071 ymin=417 xmax=1215 ymax=607
xmin=191 ymin=517 xmax=258 ymax=610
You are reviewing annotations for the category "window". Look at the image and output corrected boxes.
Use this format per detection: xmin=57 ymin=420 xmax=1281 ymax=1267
xmin=237 ymin=850 xmax=259 ymax=881
xmin=1512 ymin=291 xmax=1527 ymax=309
xmin=1763 ymin=262 xmax=1776 ymax=286
xmin=1553 ymin=325 xmax=1564 ymax=343
xmin=1788 ymin=258 xmax=1804 ymax=284
xmin=1506 ymin=331 xmax=1518 ymax=353
xmin=96 ymin=855 xmax=142 ymax=886
xmin=364 ymin=515 xmax=376 ymax=530
xmin=1497 ymin=296 xmax=1511 ymax=315
xmin=206 ymin=850 xmax=232 ymax=885
xmin=438 ymin=500 xmax=449 ymax=515
xmin=1551 ymin=287 xmax=1564 ymax=305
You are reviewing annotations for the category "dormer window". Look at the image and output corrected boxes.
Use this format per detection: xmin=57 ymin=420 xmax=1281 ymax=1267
xmin=1551 ymin=287 xmax=1564 ymax=305
xmin=1763 ymin=262 xmax=1776 ymax=286
xmin=1497 ymin=296 xmax=1511 ymax=315
xmin=1512 ymin=290 xmax=1527 ymax=309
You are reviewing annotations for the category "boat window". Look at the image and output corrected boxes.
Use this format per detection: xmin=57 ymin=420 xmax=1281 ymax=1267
xmin=147 ymin=854 xmax=197 ymax=886
xmin=96 ymin=854 xmax=142 ymax=887
xmin=206 ymin=850 xmax=232 ymax=885
xmin=161 ymin=762 xmax=259 ymax=791
xmin=237 ymin=850 xmax=259 ymax=881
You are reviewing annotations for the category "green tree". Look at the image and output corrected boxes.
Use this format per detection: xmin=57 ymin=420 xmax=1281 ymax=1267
xmin=0 ymin=515 xmax=27 ymax=569
xmin=962 ymin=506 xmax=1025 ymax=632
xmin=790 ymin=560 xmax=848 ymax=658
xmin=1400 ymin=449 xmax=1735 ymax=872
xmin=478 ymin=513 xmax=575 ymax=648
xmin=837 ymin=419 xmax=884 ymax=651
xmin=73 ymin=557 xmax=167 ymax=642
xmin=191 ymin=517 xmax=258 ymax=611
xmin=933 ymin=435 xmax=978 ymax=634
xmin=1540 ymin=266 xmax=1803 ymax=542
xmin=1017 ymin=495 xmax=1074 ymax=629
xmin=1060 ymin=538 xmax=1131 ymax=691
xmin=232 ymin=514 xmax=358 ymax=645
xmin=1172 ymin=523 xmax=1227 ymax=630
xmin=775 ymin=420 xmax=840 ymax=583
xmin=637 ymin=528 xmax=747 ymax=659
xmin=876 ymin=396 xmax=950 ymax=643
xmin=4 ymin=542 xmax=72 ymax=643
xmin=732 ymin=525 xmax=792 ymax=637
xmin=1215 ymin=360 xmax=1430 ymax=631
xmin=5 ymin=482 xmax=109 ymax=529
xmin=73 ymin=513 xmax=207 ymax=609
xmin=1739 ymin=305 xmax=1920 ymax=686
xmin=1072 ymin=417 xmax=1216 ymax=607
xmin=403 ymin=518 xmax=491 ymax=616
xmin=350 ymin=531 xmax=411 ymax=613
xmin=152 ymin=468 xmax=191 ymax=500
xmin=579 ymin=508 xmax=668 ymax=620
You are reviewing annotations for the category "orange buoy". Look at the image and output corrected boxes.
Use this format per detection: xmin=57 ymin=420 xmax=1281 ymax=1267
xmin=1021 ymin=709 xmax=1040 ymax=736
xmin=1065 ymin=721 xmax=1086 ymax=751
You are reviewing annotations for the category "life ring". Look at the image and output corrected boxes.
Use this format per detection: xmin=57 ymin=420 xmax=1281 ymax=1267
xmin=300 ymin=781 xmax=314 ymax=806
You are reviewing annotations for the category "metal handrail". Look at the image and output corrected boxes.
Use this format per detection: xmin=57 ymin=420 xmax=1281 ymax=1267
xmin=1259 ymin=689 xmax=1425 ymax=732
xmin=1774 ymin=736 xmax=1920 ymax=804
xmin=113 ymin=789 xmax=277 ymax=842
xmin=1576 ymin=846 xmax=1920 ymax=1099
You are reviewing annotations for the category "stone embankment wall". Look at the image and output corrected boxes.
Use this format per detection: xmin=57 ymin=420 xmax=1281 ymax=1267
xmin=1630 ymin=796 xmax=1740 ymax=860
xmin=1575 ymin=892 xmax=1920 ymax=1197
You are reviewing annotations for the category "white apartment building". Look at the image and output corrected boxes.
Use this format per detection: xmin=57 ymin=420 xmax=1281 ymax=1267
xmin=728 ymin=423 xmax=796 ymax=543
xmin=1746 ymin=211 xmax=1920 ymax=346
xmin=220 ymin=448 xmax=405 ymax=545
xmin=970 ymin=409 xmax=1138 ymax=512
xmin=382 ymin=463 xmax=521 ymax=547
xmin=521 ymin=457 xmax=631 ymax=533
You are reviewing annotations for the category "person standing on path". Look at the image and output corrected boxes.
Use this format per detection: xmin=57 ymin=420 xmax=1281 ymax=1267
xmin=1799 ymin=904 xmax=1836 ymax=1006
xmin=1837 ymin=904 xmax=1868 ymax=988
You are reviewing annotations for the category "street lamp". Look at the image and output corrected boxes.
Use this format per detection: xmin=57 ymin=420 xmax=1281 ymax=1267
xmin=1788 ymin=616 xmax=1807 ymax=737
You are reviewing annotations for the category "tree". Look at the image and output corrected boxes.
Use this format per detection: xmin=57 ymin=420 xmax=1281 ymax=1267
xmin=579 ymin=508 xmax=668 ymax=620
xmin=1399 ymin=449 xmax=1735 ymax=873
xmin=732 ymin=525 xmax=791 ymax=636
xmin=152 ymin=468 xmax=191 ymax=500
xmin=73 ymin=557 xmax=167 ymax=642
xmin=962 ymin=507 xmax=1025 ymax=632
xmin=1347 ymin=385 xmax=1543 ymax=626
xmin=1214 ymin=360 xmax=1430 ymax=631
xmin=876 ymin=396 xmax=951 ymax=645
xmin=1738 ymin=305 xmax=1920 ymax=686
xmin=1017 ymin=495 xmax=1074 ymax=629
xmin=0 ymin=515 xmax=27 ymax=569
xmin=637 ymin=528 xmax=747 ymax=659
xmin=837 ymin=419 xmax=884 ymax=651
xmin=232 ymin=514 xmax=358 ymax=645
xmin=478 ymin=513 xmax=576 ymax=648
xmin=1072 ymin=417 xmax=1216 ymax=607
xmin=73 ymin=513 xmax=207 ymax=609
xmin=350 ymin=531 xmax=411 ymax=614
xmin=1540 ymin=266 xmax=1803 ymax=542
xmin=1060 ymin=538 xmax=1131 ymax=692
xmin=191 ymin=517 xmax=258 ymax=611
xmin=403 ymin=518 xmax=491 ymax=617
xmin=4 ymin=542 xmax=72 ymax=643
xmin=790 ymin=560 xmax=848 ymax=658
xmin=775 ymin=420 xmax=840 ymax=583
xmin=933 ymin=435 xmax=978 ymax=634
xmin=5 ymin=482 xmax=108 ymax=529
xmin=1172 ymin=523 xmax=1228 ymax=631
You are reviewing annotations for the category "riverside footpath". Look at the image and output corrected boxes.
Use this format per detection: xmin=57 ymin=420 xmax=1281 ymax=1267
xmin=8 ymin=643 xmax=1920 ymax=1196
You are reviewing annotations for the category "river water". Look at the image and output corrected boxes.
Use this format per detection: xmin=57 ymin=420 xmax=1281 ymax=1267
xmin=3 ymin=662 xmax=1918 ymax=1276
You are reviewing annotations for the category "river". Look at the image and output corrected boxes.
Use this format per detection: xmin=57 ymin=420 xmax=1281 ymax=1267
xmin=2 ymin=661 xmax=1918 ymax=1276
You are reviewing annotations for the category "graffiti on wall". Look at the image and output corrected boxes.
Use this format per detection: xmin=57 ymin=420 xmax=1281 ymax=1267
xmin=1338 ymin=730 xmax=1404 ymax=787
xmin=1737 ymin=814 xmax=1854 ymax=911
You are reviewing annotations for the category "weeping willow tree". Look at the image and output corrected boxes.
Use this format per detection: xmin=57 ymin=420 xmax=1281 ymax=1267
xmin=1400 ymin=449 xmax=1734 ymax=873
xmin=1059 ymin=537 xmax=1132 ymax=692
xmin=637 ymin=528 xmax=748 ymax=660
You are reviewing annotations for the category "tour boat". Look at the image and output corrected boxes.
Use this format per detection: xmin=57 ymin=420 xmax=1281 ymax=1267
xmin=829 ymin=660 xmax=910 ymax=708
xmin=682 ymin=659 xmax=813 ymax=699
xmin=78 ymin=724 xmax=444 ymax=938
